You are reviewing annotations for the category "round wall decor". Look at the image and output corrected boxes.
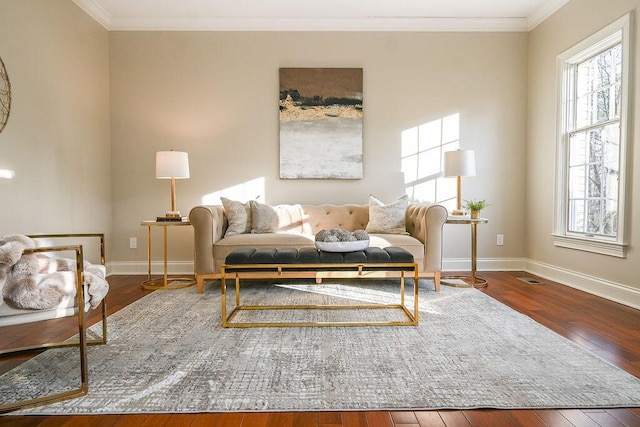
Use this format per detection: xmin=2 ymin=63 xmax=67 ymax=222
xmin=0 ymin=56 xmax=11 ymax=134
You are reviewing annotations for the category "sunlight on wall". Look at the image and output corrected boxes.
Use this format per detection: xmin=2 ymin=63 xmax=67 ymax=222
xmin=201 ymin=177 xmax=266 ymax=205
xmin=401 ymin=113 xmax=460 ymax=211
xmin=0 ymin=168 xmax=15 ymax=179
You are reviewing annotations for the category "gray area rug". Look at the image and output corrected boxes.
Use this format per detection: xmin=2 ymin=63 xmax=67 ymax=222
xmin=3 ymin=279 xmax=640 ymax=414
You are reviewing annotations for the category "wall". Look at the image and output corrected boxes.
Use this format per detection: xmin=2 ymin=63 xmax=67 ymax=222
xmin=0 ymin=0 xmax=111 ymax=260
xmin=527 ymin=0 xmax=640 ymax=307
xmin=108 ymin=31 xmax=529 ymax=272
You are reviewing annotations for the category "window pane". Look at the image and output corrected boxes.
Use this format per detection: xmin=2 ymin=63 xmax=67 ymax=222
xmin=613 ymin=44 xmax=622 ymax=82
xmin=568 ymin=199 xmax=584 ymax=233
xmin=596 ymin=88 xmax=611 ymax=122
xmin=569 ymin=132 xmax=587 ymax=166
xmin=604 ymin=199 xmax=618 ymax=236
xmin=586 ymin=199 xmax=602 ymax=234
xmin=575 ymin=43 xmax=622 ymax=128
xmin=569 ymin=165 xmax=586 ymax=198
xmin=588 ymin=164 xmax=602 ymax=197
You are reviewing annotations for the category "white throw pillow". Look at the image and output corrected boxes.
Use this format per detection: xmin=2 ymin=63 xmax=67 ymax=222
xmin=221 ymin=197 xmax=252 ymax=237
xmin=365 ymin=195 xmax=409 ymax=235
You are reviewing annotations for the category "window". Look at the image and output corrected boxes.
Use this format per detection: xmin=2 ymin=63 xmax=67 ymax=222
xmin=554 ymin=13 xmax=632 ymax=257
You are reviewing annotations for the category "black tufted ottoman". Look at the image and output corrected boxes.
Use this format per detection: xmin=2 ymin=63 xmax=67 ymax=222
xmin=220 ymin=247 xmax=418 ymax=328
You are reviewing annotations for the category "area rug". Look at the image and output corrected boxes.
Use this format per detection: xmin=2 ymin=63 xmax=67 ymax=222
xmin=2 ymin=280 xmax=640 ymax=414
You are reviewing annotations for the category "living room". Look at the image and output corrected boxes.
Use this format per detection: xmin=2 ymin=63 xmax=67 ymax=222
xmin=1 ymin=0 xmax=638 ymax=311
xmin=1 ymin=0 xmax=640 ymax=423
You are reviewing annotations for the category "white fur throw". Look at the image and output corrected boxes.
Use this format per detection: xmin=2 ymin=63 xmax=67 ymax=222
xmin=0 ymin=234 xmax=108 ymax=310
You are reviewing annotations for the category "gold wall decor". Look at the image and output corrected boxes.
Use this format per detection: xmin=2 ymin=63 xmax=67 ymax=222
xmin=0 ymin=56 xmax=11 ymax=134
xmin=279 ymin=68 xmax=363 ymax=179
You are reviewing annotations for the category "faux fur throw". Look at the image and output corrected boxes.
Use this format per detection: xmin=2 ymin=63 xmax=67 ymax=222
xmin=0 ymin=234 xmax=108 ymax=310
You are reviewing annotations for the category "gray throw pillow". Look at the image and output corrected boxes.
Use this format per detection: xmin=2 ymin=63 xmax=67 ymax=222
xmin=221 ymin=197 xmax=252 ymax=237
xmin=250 ymin=201 xmax=279 ymax=233
xmin=365 ymin=195 xmax=409 ymax=235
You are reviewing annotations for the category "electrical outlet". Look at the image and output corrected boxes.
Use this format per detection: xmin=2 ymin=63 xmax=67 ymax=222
xmin=496 ymin=234 xmax=504 ymax=246
xmin=129 ymin=237 xmax=137 ymax=249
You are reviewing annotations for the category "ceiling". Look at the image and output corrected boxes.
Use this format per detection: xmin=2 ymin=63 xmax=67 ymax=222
xmin=72 ymin=0 xmax=570 ymax=32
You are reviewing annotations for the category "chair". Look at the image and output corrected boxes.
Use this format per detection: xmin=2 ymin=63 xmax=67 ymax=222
xmin=0 ymin=233 xmax=108 ymax=413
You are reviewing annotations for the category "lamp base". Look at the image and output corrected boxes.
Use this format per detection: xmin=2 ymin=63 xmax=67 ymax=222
xmin=450 ymin=209 xmax=467 ymax=216
xmin=165 ymin=211 xmax=181 ymax=218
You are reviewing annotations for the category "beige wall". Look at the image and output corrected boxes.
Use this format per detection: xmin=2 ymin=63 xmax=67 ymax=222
xmin=0 ymin=0 xmax=111 ymax=259
xmin=109 ymin=31 xmax=529 ymax=268
xmin=527 ymin=1 xmax=640 ymax=303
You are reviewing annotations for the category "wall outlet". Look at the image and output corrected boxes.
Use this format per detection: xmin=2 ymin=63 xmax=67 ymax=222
xmin=496 ymin=234 xmax=504 ymax=246
xmin=129 ymin=237 xmax=137 ymax=249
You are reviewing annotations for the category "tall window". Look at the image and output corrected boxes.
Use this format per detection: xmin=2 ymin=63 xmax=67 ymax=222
xmin=554 ymin=13 xmax=632 ymax=257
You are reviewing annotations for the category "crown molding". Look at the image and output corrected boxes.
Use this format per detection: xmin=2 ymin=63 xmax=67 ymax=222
xmin=106 ymin=16 xmax=529 ymax=32
xmin=527 ymin=0 xmax=570 ymax=30
xmin=72 ymin=0 xmax=568 ymax=32
xmin=70 ymin=0 xmax=531 ymax=32
xmin=72 ymin=0 xmax=111 ymax=29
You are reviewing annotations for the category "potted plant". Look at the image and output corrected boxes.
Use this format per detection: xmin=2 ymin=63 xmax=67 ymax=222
xmin=463 ymin=199 xmax=489 ymax=219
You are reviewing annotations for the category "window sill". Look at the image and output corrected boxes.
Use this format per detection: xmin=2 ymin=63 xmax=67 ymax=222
xmin=551 ymin=234 xmax=627 ymax=258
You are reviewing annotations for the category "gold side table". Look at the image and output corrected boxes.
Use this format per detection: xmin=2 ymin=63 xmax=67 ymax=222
xmin=140 ymin=220 xmax=195 ymax=290
xmin=443 ymin=216 xmax=488 ymax=288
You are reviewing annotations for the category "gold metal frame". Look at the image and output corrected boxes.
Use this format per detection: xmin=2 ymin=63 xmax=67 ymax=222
xmin=220 ymin=262 xmax=419 ymax=328
xmin=140 ymin=221 xmax=195 ymax=290
xmin=443 ymin=218 xmax=488 ymax=288
xmin=0 ymin=234 xmax=108 ymax=414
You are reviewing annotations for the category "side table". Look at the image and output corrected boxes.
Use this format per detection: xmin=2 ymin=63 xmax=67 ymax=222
xmin=443 ymin=216 xmax=488 ymax=288
xmin=140 ymin=220 xmax=195 ymax=290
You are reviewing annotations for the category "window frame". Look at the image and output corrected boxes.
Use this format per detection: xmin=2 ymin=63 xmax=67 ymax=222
xmin=553 ymin=12 xmax=633 ymax=258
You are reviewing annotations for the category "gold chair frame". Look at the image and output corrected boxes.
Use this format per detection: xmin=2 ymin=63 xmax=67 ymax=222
xmin=221 ymin=262 xmax=419 ymax=328
xmin=0 ymin=233 xmax=108 ymax=414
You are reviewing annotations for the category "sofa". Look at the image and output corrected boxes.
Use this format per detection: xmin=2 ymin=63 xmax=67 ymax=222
xmin=189 ymin=197 xmax=448 ymax=293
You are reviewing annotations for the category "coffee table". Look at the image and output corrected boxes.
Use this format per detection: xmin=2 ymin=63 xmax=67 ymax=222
xmin=220 ymin=247 xmax=419 ymax=328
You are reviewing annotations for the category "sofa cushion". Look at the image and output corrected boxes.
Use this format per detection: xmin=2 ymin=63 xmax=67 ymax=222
xmin=250 ymin=201 xmax=304 ymax=234
xmin=365 ymin=195 xmax=408 ymax=235
xmin=221 ymin=198 xmax=252 ymax=237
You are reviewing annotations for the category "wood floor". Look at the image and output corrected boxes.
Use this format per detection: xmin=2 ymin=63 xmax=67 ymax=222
xmin=1 ymin=272 xmax=639 ymax=427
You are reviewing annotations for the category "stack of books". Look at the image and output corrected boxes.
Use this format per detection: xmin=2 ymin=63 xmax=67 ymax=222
xmin=156 ymin=216 xmax=188 ymax=222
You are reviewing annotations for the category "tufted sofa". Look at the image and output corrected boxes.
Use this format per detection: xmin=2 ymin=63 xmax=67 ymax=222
xmin=189 ymin=203 xmax=448 ymax=293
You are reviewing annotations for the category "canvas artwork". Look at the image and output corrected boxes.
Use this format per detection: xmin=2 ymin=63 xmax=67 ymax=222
xmin=279 ymin=68 xmax=363 ymax=179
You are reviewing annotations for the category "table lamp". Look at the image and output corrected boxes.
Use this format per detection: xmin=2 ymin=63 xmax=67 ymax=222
xmin=443 ymin=149 xmax=476 ymax=216
xmin=156 ymin=150 xmax=190 ymax=218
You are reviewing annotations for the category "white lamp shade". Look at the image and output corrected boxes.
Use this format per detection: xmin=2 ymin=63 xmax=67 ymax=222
xmin=156 ymin=151 xmax=190 ymax=179
xmin=443 ymin=149 xmax=476 ymax=177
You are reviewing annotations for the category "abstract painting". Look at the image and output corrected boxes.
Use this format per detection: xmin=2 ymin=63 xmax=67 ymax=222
xmin=279 ymin=68 xmax=363 ymax=179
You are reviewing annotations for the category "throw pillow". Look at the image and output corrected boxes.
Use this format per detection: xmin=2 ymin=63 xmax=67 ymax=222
xmin=250 ymin=201 xmax=279 ymax=233
xmin=365 ymin=195 xmax=409 ymax=235
xmin=221 ymin=197 xmax=252 ymax=237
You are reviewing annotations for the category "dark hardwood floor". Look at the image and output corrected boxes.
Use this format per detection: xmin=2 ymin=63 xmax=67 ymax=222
xmin=1 ymin=272 xmax=639 ymax=426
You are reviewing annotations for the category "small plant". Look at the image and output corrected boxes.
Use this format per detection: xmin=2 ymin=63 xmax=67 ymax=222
xmin=463 ymin=199 xmax=489 ymax=212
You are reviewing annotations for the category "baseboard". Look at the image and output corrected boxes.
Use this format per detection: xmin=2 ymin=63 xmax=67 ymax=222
xmin=443 ymin=257 xmax=527 ymax=272
xmin=108 ymin=261 xmax=195 ymax=276
xmin=525 ymin=259 xmax=640 ymax=311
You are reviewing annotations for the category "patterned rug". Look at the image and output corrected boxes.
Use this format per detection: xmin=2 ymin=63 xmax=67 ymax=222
xmin=3 ymin=279 xmax=640 ymax=414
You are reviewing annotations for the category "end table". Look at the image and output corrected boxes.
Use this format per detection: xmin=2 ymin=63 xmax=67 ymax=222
xmin=443 ymin=216 xmax=488 ymax=288
xmin=140 ymin=220 xmax=195 ymax=290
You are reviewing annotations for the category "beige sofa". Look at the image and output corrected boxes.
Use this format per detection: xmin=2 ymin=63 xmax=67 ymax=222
xmin=189 ymin=202 xmax=448 ymax=293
